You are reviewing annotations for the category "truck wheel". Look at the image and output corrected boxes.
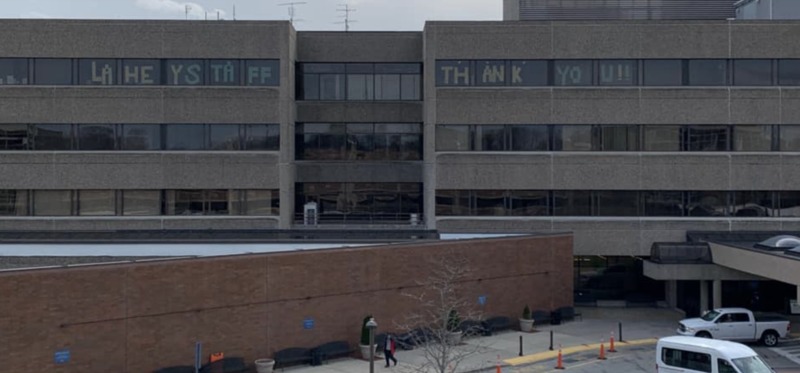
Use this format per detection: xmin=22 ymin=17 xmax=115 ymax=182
xmin=762 ymin=331 xmax=779 ymax=347
xmin=696 ymin=331 xmax=712 ymax=339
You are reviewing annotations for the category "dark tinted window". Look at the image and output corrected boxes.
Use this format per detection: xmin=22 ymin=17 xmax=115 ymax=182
xmin=779 ymin=191 xmax=800 ymax=217
xmin=779 ymin=60 xmax=800 ymax=86
xmin=0 ymin=124 xmax=29 ymax=150
xmin=375 ymin=74 xmax=400 ymax=100
xmin=554 ymin=125 xmax=593 ymax=151
xmin=553 ymin=191 xmax=591 ymax=216
xmin=510 ymin=60 xmax=548 ymax=86
xmin=34 ymin=59 xmax=72 ymax=85
xmin=122 ymin=124 xmax=161 ymax=150
xmin=33 ymin=190 xmax=72 ymax=216
xmin=599 ymin=125 xmax=639 ymax=151
xmin=436 ymin=60 xmax=471 ymax=86
xmin=436 ymin=125 xmax=471 ymax=151
xmin=0 ymin=58 xmax=29 ymax=85
xmin=245 ymin=60 xmax=279 ymax=86
xmin=208 ymin=60 xmax=240 ymax=86
xmin=31 ymin=124 xmax=72 ymax=150
xmin=401 ymin=75 xmax=421 ymax=100
xmin=687 ymin=191 xmax=728 ymax=216
xmin=123 ymin=190 xmax=161 ymax=216
xmin=643 ymin=126 xmax=681 ymax=151
xmin=734 ymin=60 xmax=772 ymax=86
xmin=208 ymin=124 xmax=240 ymax=150
xmin=476 ymin=126 xmax=505 ymax=151
xmin=166 ymin=60 xmax=204 ymax=85
xmin=511 ymin=125 xmax=549 ymax=151
xmin=733 ymin=125 xmax=772 ymax=151
xmin=684 ymin=126 xmax=729 ymax=151
xmin=165 ymin=124 xmax=205 ymax=150
xmin=436 ymin=190 xmax=471 ymax=216
xmin=79 ymin=59 xmax=116 ymax=85
xmin=78 ymin=124 xmax=115 ymax=150
xmin=122 ymin=59 xmax=161 ymax=85
xmin=599 ymin=60 xmax=637 ymax=86
xmin=168 ymin=189 xmax=204 ymax=215
xmin=510 ymin=190 xmax=549 ymax=216
xmin=643 ymin=191 xmax=684 ymax=216
xmin=554 ymin=60 xmax=592 ymax=86
xmin=245 ymin=124 xmax=279 ymax=150
xmin=78 ymin=190 xmax=115 ymax=216
xmin=475 ymin=60 xmax=508 ymax=86
xmin=688 ymin=60 xmax=727 ymax=86
xmin=475 ymin=190 xmax=506 ymax=216
xmin=0 ymin=190 xmax=28 ymax=216
xmin=301 ymin=73 xmax=320 ymax=100
xmin=734 ymin=191 xmax=774 ymax=217
xmin=347 ymin=74 xmax=374 ymax=100
xmin=320 ymin=73 xmax=345 ymax=100
xmin=596 ymin=191 xmax=639 ymax=216
xmin=781 ymin=126 xmax=800 ymax=151
xmin=645 ymin=60 xmax=683 ymax=86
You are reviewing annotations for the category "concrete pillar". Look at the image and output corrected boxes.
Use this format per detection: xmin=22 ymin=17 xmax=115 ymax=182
xmin=713 ymin=280 xmax=722 ymax=309
xmin=665 ymin=280 xmax=678 ymax=309
xmin=700 ymin=280 xmax=709 ymax=314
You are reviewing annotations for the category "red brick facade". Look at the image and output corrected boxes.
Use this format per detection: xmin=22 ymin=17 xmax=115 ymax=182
xmin=0 ymin=234 xmax=572 ymax=373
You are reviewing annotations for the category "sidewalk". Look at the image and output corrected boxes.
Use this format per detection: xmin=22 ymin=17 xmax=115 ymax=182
xmin=276 ymin=308 xmax=683 ymax=373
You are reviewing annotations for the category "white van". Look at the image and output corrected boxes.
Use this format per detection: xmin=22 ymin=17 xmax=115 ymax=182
xmin=656 ymin=336 xmax=774 ymax=373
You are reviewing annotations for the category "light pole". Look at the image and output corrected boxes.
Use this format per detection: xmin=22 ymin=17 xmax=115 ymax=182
xmin=366 ymin=317 xmax=378 ymax=373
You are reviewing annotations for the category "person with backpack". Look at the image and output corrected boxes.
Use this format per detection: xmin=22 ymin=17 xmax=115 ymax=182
xmin=384 ymin=334 xmax=398 ymax=367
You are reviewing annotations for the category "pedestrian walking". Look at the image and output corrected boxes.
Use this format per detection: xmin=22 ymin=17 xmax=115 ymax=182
xmin=384 ymin=334 xmax=398 ymax=367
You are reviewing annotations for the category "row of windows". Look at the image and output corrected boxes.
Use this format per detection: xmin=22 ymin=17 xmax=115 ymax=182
xmin=436 ymin=124 xmax=800 ymax=152
xmin=0 ymin=58 xmax=279 ymax=86
xmin=295 ymin=183 xmax=422 ymax=221
xmin=0 ymin=124 xmax=279 ymax=151
xmin=436 ymin=190 xmax=800 ymax=217
xmin=436 ymin=59 xmax=800 ymax=87
xmin=297 ymin=63 xmax=422 ymax=101
xmin=0 ymin=190 xmax=279 ymax=217
xmin=296 ymin=123 xmax=422 ymax=161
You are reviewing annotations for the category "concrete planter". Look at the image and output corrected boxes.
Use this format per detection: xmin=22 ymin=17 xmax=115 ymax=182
xmin=446 ymin=330 xmax=463 ymax=345
xmin=519 ymin=318 xmax=534 ymax=332
xmin=359 ymin=344 xmax=378 ymax=360
xmin=255 ymin=358 xmax=275 ymax=373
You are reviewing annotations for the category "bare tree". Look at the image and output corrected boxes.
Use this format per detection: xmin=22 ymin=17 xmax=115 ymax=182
xmin=394 ymin=252 xmax=489 ymax=373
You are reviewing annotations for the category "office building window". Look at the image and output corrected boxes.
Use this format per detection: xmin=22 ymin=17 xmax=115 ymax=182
xmin=554 ymin=60 xmax=592 ymax=86
xmin=297 ymin=122 xmax=420 ymax=161
xmin=34 ymin=58 xmax=72 ymax=85
xmin=510 ymin=60 xmax=548 ymax=86
xmin=166 ymin=59 xmax=204 ymax=85
xmin=347 ymin=64 xmax=375 ymax=100
xmin=643 ymin=60 xmax=683 ymax=86
xmin=244 ymin=124 xmax=279 ymax=151
xmin=436 ymin=60 xmax=471 ymax=86
xmin=779 ymin=60 xmax=800 ymax=86
xmin=436 ymin=190 xmax=471 ymax=216
xmin=208 ymin=59 xmax=240 ymax=86
xmin=733 ymin=126 xmax=772 ymax=151
xmin=31 ymin=124 xmax=72 ymax=150
xmin=475 ymin=190 xmax=506 ymax=216
xmin=33 ymin=190 xmax=72 ymax=216
xmin=475 ymin=61 xmax=508 ymax=86
xmin=734 ymin=191 xmax=774 ymax=217
xmin=475 ymin=125 xmax=505 ymax=151
xmin=122 ymin=59 xmax=161 ymax=85
xmin=122 ymin=124 xmax=161 ymax=150
xmin=684 ymin=126 xmax=729 ymax=151
xmin=0 ymin=190 xmax=28 ymax=216
xmin=642 ymin=191 xmax=684 ymax=216
xmin=510 ymin=125 xmax=549 ymax=151
xmin=598 ymin=60 xmax=637 ymax=86
xmin=166 ymin=189 xmax=205 ymax=215
xmin=209 ymin=124 xmax=241 ymax=150
xmin=165 ymin=124 xmax=205 ymax=150
xmin=510 ymin=190 xmax=549 ymax=216
xmin=123 ymin=190 xmax=161 ymax=216
xmin=643 ymin=126 xmax=681 ymax=151
xmin=78 ymin=124 xmax=115 ymax=150
xmin=78 ymin=190 xmax=116 ymax=216
xmin=297 ymin=183 xmax=422 ymax=222
xmin=245 ymin=60 xmax=279 ymax=86
xmin=780 ymin=191 xmax=800 ymax=217
xmin=0 ymin=124 xmax=29 ymax=150
xmin=554 ymin=125 xmax=593 ymax=151
xmin=734 ymin=60 xmax=772 ymax=86
xmin=79 ymin=59 xmax=116 ymax=85
xmin=301 ymin=63 xmax=420 ymax=101
xmin=553 ymin=190 xmax=591 ymax=216
xmin=0 ymin=58 xmax=28 ymax=84
xmin=687 ymin=191 xmax=728 ymax=216
xmin=598 ymin=125 xmax=639 ymax=151
xmin=780 ymin=126 xmax=800 ymax=151
xmin=595 ymin=191 xmax=639 ymax=216
xmin=241 ymin=190 xmax=279 ymax=216
xmin=436 ymin=125 xmax=471 ymax=151
xmin=688 ymin=60 xmax=727 ymax=86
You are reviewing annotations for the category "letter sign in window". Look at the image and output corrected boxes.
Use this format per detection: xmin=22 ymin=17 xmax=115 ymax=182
xmin=209 ymin=59 xmax=240 ymax=85
xmin=245 ymin=60 xmax=279 ymax=86
xmin=436 ymin=61 xmax=471 ymax=86
xmin=476 ymin=61 xmax=506 ymax=86
xmin=0 ymin=59 xmax=28 ymax=85
xmin=79 ymin=59 xmax=116 ymax=85
xmin=122 ymin=59 xmax=161 ymax=85
xmin=510 ymin=60 xmax=548 ymax=86
xmin=554 ymin=60 xmax=592 ymax=86
xmin=167 ymin=60 xmax=204 ymax=85
xmin=599 ymin=60 xmax=636 ymax=86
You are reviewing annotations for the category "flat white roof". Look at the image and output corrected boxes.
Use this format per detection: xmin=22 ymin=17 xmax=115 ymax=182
xmin=0 ymin=243 xmax=374 ymax=257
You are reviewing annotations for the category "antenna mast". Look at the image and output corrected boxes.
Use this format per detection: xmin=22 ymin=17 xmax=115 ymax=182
xmin=336 ymin=3 xmax=357 ymax=32
xmin=278 ymin=2 xmax=307 ymax=26
xmin=185 ymin=4 xmax=192 ymax=20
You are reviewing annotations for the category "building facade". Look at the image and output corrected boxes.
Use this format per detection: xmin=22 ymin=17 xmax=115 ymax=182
xmin=504 ymin=0 xmax=735 ymax=21
xmin=736 ymin=0 xmax=800 ymax=20
xmin=3 ymin=19 xmax=800 ymax=309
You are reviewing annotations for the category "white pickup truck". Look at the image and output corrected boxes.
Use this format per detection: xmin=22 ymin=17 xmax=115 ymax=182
xmin=677 ymin=307 xmax=790 ymax=347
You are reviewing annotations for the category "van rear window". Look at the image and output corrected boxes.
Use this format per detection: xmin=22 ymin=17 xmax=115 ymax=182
xmin=662 ymin=347 xmax=711 ymax=372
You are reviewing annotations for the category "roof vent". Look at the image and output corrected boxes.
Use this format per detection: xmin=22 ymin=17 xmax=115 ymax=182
xmin=785 ymin=246 xmax=800 ymax=258
xmin=756 ymin=235 xmax=800 ymax=250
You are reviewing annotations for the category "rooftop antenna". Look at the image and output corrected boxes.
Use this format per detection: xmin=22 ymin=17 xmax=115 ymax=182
xmin=336 ymin=3 xmax=357 ymax=32
xmin=278 ymin=2 xmax=307 ymax=26
xmin=233 ymin=4 xmax=236 ymax=21
xmin=185 ymin=4 xmax=192 ymax=20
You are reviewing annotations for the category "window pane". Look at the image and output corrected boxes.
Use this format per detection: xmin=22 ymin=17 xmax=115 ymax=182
xmin=122 ymin=59 xmax=161 ymax=85
xmin=643 ymin=191 xmax=683 ymax=216
xmin=302 ymin=63 xmax=345 ymax=74
xmin=31 ymin=124 xmax=72 ymax=150
xmin=206 ymin=189 xmax=231 ymax=215
xmin=643 ymin=126 xmax=681 ymax=151
xmin=780 ymin=126 xmax=800 ymax=151
xmin=687 ymin=191 xmax=729 ymax=216
xmin=347 ymin=74 xmax=374 ymax=100
xmin=554 ymin=125 xmax=593 ymax=151
xmin=689 ymin=60 xmax=727 ymax=86
xmin=475 ymin=126 xmax=505 ymax=151
xmin=0 ymin=190 xmax=28 ymax=216
xmin=600 ymin=125 xmax=639 ymax=151
xmin=165 ymin=124 xmax=205 ymax=150
xmin=245 ymin=60 xmax=279 ymax=86
xmin=510 ymin=60 xmax=548 ymax=86
xmin=375 ymin=74 xmax=401 ymax=100
xmin=436 ymin=125 xmax=471 ymax=151
xmin=302 ymin=73 xmax=320 ymax=100
xmin=166 ymin=190 xmax=204 ymax=215
xmin=475 ymin=190 xmax=506 ymax=216
xmin=375 ymin=64 xmax=420 ymax=74
xmin=166 ymin=59 xmax=204 ymax=85
xmin=734 ymin=60 xmax=772 ymax=86
xmin=346 ymin=133 xmax=373 ymax=160
xmin=122 ymin=124 xmax=161 ymax=150
xmin=644 ymin=60 xmax=682 ymax=86
xmin=400 ymin=74 xmax=421 ymax=100
xmin=510 ymin=190 xmax=549 ymax=216
xmin=399 ymin=183 xmax=422 ymax=214
xmin=596 ymin=191 xmax=638 ymax=216
xmin=78 ymin=124 xmax=115 ymax=150
xmin=554 ymin=60 xmax=592 ymax=86
xmin=319 ymin=74 xmax=345 ymax=100
xmin=123 ymin=190 xmax=161 ymax=216
xmin=245 ymin=124 xmax=279 ymax=150
xmin=0 ymin=124 xmax=29 ymax=150
xmin=779 ymin=191 xmax=800 ymax=217
xmin=686 ymin=126 xmax=729 ymax=151
xmin=476 ymin=61 xmax=508 ymax=86
xmin=245 ymin=190 xmax=278 ymax=216
xmin=734 ymin=191 xmax=774 ymax=217
xmin=78 ymin=190 xmax=115 ymax=216
xmin=399 ymin=134 xmax=422 ymax=160
xmin=34 ymin=190 xmax=72 ymax=216
xmin=208 ymin=124 xmax=240 ymax=150
xmin=779 ymin=60 xmax=800 ymax=86
xmin=0 ymin=58 xmax=29 ymax=85
xmin=599 ymin=60 xmax=637 ymax=86
xmin=436 ymin=190 xmax=470 ymax=216
xmin=34 ymin=58 xmax=72 ymax=85
xmin=553 ymin=191 xmax=591 ymax=216
xmin=511 ymin=125 xmax=549 ymax=151
xmin=436 ymin=60 xmax=471 ymax=86
xmin=78 ymin=59 xmax=116 ymax=85
xmin=733 ymin=126 xmax=772 ymax=151
xmin=208 ymin=59 xmax=240 ymax=85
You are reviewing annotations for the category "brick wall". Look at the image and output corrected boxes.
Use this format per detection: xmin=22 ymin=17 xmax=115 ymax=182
xmin=0 ymin=234 xmax=572 ymax=373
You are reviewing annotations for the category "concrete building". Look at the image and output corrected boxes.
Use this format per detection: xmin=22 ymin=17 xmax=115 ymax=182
xmin=3 ymin=18 xmax=800 ymax=315
xmin=504 ymin=0 xmax=735 ymax=21
xmin=736 ymin=0 xmax=800 ymax=20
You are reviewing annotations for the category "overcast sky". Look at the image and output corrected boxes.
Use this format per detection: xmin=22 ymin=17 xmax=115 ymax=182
xmin=0 ymin=0 xmax=502 ymax=30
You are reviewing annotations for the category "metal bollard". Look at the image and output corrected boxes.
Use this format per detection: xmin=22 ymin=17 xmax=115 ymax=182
xmin=519 ymin=335 xmax=523 ymax=356
xmin=618 ymin=321 xmax=623 ymax=342
xmin=549 ymin=330 xmax=554 ymax=351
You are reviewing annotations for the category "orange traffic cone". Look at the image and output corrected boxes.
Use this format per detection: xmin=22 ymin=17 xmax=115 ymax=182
xmin=555 ymin=345 xmax=565 ymax=369
xmin=598 ymin=340 xmax=607 ymax=360
xmin=609 ymin=331 xmax=617 ymax=352
xmin=496 ymin=354 xmax=502 ymax=373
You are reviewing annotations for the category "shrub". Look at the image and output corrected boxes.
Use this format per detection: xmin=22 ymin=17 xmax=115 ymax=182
xmin=522 ymin=305 xmax=531 ymax=320
xmin=447 ymin=309 xmax=461 ymax=332
xmin=360 ymin=315 xmax=373 ymax=346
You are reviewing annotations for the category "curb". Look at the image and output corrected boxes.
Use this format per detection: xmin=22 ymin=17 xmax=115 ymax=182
xmin=503 ymin=338 xmax=659 ymax=366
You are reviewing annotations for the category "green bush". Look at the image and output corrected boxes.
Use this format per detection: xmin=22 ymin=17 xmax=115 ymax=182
xmin=360 ymin=315 xmax=373 ymax=345
xmin=522 ymin=305 xmax=531 ymax=320
xmin=447 ymin=309 xmax=461 ymax=332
